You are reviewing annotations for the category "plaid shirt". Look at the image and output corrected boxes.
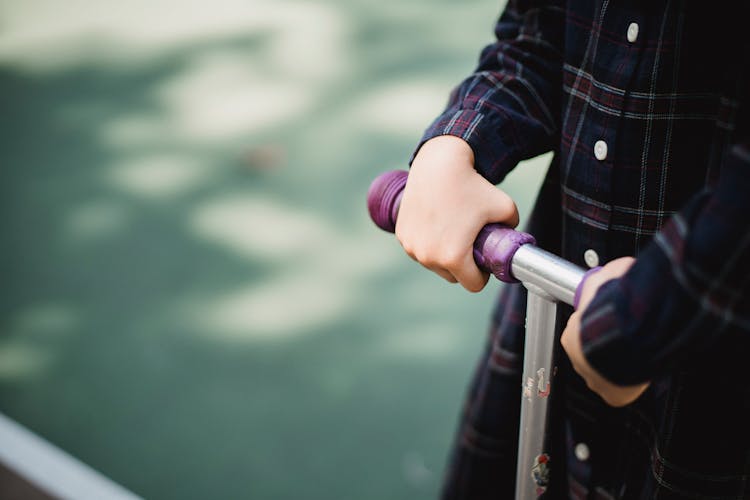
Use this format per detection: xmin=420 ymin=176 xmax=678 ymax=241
xmin=415 ymin=1 xmax=750 ymax=498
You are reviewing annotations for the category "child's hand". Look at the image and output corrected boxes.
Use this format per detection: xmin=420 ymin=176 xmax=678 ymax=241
xmin=561 ymin=257 xmax=651 ymax=406
xmin=395 ymin=135 xmax=519 ymax=292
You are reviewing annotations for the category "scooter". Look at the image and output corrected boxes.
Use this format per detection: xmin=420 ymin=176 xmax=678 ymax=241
xmin=368 ymin=170 xmax=598 ymax=500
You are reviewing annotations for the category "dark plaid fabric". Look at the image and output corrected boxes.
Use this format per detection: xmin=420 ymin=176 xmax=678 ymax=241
xmin=414 ymin=0 xmax=750 ymax=498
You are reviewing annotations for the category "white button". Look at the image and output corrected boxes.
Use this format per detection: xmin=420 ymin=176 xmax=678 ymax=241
xmin=575 ymin=442 xmax=590 ymax=462
xmin=584 ymin=249 xmax=600 ymax=268
xmin=627 ymin=22 xmax=639 ymax=43
xmin=594 ymin=140 xmax=608 ymax=161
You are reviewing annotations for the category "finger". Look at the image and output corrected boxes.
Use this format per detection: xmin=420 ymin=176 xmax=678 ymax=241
xmin=482 ymin=186 xmax=520 ymax=228
xmin=578 ymin=257 xmax=637 ymax=311
xmin=423 ymin=264 xmax=459 ymax=283
xmin=404 ymin=243 xmax=461 ymax=284
xmin=607 ymin=256 xmax=636 ymax=275
xmin=451 ymin=249 xmax=490 ymax=293
xmin=600 ymin=382 xmax=651 ymax=407
xmin=404 ymin=249 xmax=458 ymax=283
xmin=560 ymin=312 xmax=580 ymax=354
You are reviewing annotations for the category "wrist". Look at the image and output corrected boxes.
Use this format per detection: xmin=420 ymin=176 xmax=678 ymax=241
xmin=413 ymin=135 xmax=475 ymax=169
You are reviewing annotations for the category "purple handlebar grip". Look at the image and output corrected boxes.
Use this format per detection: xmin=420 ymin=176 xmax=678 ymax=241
xmin=367 ymin=170 xmax=408 ymax=232
xmin=473 ymin=224 xmax=535 ymax=283
xmin=367 ymin=170 xmax=536 ymax=283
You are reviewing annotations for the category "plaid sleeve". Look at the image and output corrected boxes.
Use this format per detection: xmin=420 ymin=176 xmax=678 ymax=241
xmin=411 ymin=0 xmax=564 ymax=184
xmin=578 ymin=139 xmax=750 ymax=385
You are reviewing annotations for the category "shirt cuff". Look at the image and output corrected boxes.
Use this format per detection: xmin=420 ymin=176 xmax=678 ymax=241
xmin=409 ymin=108 xmax=520 ymax=185
xmin=578 ymin=278 xmax=651 ymax=386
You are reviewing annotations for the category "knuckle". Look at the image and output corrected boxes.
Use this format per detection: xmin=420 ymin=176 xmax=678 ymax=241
xmin=441 ymin=249 xmax=464 ymax=269
xmin=414 ymin=250 xmax=434 ymax=267
xmin=399 ymin=241 xmax=414 ymax=257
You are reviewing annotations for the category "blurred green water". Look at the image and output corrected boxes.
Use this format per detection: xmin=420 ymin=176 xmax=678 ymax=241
xmin=0 ymin=1 xmax=548 ymax=498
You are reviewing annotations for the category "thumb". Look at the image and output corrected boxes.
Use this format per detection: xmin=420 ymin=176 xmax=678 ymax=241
xmin=480 ymin=186 xmax=519 ymax=228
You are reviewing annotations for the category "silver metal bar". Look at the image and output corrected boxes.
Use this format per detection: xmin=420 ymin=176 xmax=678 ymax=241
xmin=515 ymin=291 xmax=558 ymax=499
xmin=511 ymin=246 xmax=586 ymax=499
xmin=511 ymin=245 xmax=585 ymax=306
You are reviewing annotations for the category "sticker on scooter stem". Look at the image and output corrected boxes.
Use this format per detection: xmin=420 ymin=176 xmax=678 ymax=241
xmin=523 ymin=370 xmax=551 ymax=400
xmin=523 ymin=377 xmax=535 ymax=400
xmin=537 ymin=368 xmax=550 ymax=398
xmin=531 ymin=453 xmax=550 ymax=495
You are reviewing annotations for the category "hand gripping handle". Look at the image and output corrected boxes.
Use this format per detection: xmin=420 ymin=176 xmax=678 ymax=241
xmin=367 ymin=170 xmax=536 ymax=283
